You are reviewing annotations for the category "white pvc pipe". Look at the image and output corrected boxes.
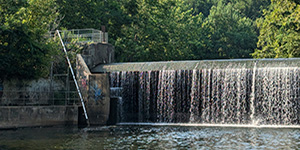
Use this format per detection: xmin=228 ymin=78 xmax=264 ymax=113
xmin=56 ymin=30 xmax=90 ymax=126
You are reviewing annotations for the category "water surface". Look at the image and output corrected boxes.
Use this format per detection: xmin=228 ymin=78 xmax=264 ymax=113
xmin=0 ymin=125 xmax=299 ymax=149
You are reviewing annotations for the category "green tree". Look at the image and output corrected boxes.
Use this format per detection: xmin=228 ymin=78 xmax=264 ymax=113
xmin=184 ymin=0 xmax=214 ymax=17
xmin=214 ymin=0 xmax=270 ymax=19
xmin=0 ymin=0 xmax=59 ymax=79
xmin=253 ymin=0 xmax=300 ymax=58
xmin=233 ymin=0 xmax=270 ymax=19
xmin=115 ymin=0 xmax=204 ymax=62
xmin=56 ymin=0 xmax=132 ymax=47
xmin=201 ymin=2 xmax=257 ymax=59
xmin=184 ymin=0 xmax=270 ymax=19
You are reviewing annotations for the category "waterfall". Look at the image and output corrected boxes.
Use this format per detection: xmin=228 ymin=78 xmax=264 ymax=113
xmin=108 ymin=60 xmax=300 ymax=125
xmin=250 ymin=61 xmax=256 ymax=124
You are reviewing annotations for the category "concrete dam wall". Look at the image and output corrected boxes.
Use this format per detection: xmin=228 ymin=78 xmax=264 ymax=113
xmin=90 ymin=58 xmax=300 ymax=125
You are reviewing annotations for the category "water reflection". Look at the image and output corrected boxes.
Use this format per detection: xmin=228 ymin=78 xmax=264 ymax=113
xmin=0 ymin=126 xmax=299 ymax=149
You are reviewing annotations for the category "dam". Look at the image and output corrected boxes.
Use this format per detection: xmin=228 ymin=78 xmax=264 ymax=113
xmin=1 ymin=42 xmax=300 ymax=150
xmin=80 ymin=55 xmax=300 ymax=126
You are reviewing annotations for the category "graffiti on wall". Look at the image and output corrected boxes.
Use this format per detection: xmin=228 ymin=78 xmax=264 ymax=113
xmin=81 ymin=78 xmax=87 ymax=88
xmin=90 ymin=82 xmax=104 ymax=103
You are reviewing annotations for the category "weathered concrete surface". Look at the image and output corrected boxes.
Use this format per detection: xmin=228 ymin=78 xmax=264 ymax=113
xmin=77 ymin=54 xmax=111 ymax=125
xmin=0 ymin=79 xmax=64 ymax=106
xmin=81 ymin=43 xmax=114 ymax=69
xmin=0 ymin=106 xmax=78 ymax=129
xmin=86 ymin=74 xmax=110 ymax=125
xmin=76 ymin=43 xmax=113 ymax=125
xmin=76 ymin=54 xmax=91 ymax=101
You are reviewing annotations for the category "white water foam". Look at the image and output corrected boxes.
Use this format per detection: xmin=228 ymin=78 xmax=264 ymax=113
xmin=117 ymin=122 xmax=300 ymax=129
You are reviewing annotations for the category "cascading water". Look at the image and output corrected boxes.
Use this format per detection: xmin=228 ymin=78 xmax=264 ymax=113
xmin=254 ymin=67 xmax=300 ymax=125
xmin=107 ymin=59 xmax=300 ymax=125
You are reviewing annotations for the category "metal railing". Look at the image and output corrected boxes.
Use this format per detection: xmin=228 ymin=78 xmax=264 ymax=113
xmin=0 ymin=90 xmax=80 ymax=106
xmin=49 ymin=28 xmax=108 ymax=43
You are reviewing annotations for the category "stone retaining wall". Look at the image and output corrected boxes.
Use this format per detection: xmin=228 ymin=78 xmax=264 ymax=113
xmin=0 ymin=106 xmax=78 ymax=129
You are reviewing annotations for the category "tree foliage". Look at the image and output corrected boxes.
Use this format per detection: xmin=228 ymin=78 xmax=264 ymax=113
xmin=253 ymin=0 xmax=300 ymax=58
xmin=4 ymin=0 xmax=295 ymax=80
xmin=201 ymin=2 xmax=257 ymax=59
xmin=115 ymin=0 xmax=204 ymax=61
xmin=56 ymin=0 xmax=131 ymax=46
xmin=56 ymin=0 xmax=270 ymax=62
xmin=185 ymin=0 xmax=270 ymax=19
xmin=185 ymin=0 xmax=214 ymax=17
xmin=0 ymin=0 xmax=59 ymax=79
